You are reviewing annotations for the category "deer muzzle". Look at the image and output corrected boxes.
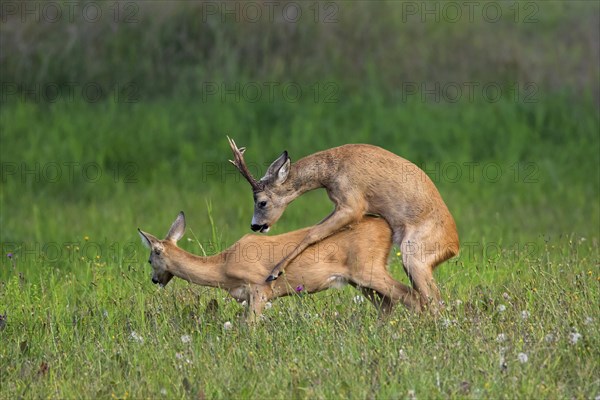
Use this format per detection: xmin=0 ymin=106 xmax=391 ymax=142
xmin=251 ymin=224 xmax=270 ymax=233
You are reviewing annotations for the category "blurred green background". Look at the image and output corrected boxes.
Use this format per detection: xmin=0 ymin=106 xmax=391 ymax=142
xmin=0 ymin=0 xmax=598 ymax=270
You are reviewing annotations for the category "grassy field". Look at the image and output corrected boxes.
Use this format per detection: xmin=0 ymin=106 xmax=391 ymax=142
xmin=1 ymin=93 xmax=598 ymax=399
xmin=1 ymin=1 xmax=599 ymax=399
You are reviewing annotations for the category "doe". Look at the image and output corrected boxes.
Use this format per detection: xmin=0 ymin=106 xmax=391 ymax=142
xmin=138 ymin=211 xmax=422 ymax=323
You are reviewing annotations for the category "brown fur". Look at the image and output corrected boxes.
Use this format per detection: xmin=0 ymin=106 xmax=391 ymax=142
xmin=139 ymin=212 xmax=421 ymax=323
xmin=229 ymin=141 xmax=460 ymax=312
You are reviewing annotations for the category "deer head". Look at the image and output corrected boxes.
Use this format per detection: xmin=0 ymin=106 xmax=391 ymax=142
xmin=228 ymin=137 xmax=291 ymax=233
xmin=138 ymin=211 xmax=186 ymax=286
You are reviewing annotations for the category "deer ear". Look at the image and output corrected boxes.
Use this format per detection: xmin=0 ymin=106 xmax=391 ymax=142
xmin=166 ymin=211 xmax=186 ymax=243
xmin=138 ymin=229 xmax=156 ymax=249
xmin=263 ymin=151 xmax=290 ymax=186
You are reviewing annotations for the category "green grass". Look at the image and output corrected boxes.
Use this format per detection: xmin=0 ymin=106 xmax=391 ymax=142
xmin=0 ymin=221 xmax=598 ymax=398
xmin=0 ymin=92 xmax=598 ymax=399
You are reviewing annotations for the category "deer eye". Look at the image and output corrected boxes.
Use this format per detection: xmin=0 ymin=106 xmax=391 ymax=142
xmin=258 ymin=201 xmax=267 ymax=209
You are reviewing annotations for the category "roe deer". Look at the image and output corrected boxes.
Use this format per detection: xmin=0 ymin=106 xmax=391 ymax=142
xmin=228 ymin=137 xmax=459 ymax=311
xmin=138 ymin=212 xmax=422 ymax=323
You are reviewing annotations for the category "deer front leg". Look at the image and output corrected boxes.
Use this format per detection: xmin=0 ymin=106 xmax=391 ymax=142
xmin=266 ymin=205 xmax=364 ymax=282
xmin=246 ymin=285 xmax=270 ymax=325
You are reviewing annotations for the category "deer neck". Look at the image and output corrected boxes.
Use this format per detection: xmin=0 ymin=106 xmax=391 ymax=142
xmin=286 ymin=156 xmax=329 ymax=197
xmin=167 ymin=250 xmax=231 ymax=288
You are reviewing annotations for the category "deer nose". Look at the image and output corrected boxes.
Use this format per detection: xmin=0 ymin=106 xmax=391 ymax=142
xmin=152 ymin=277 xmax=159 ymax=284
xmin=251 ymin=224 xmax=269 ymax=232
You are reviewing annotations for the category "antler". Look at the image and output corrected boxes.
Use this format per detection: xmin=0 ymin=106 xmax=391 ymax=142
xmin=227 ymin=136 xmax=263 ymax=191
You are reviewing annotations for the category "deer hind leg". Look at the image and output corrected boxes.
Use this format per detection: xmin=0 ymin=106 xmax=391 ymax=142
xmin=397 ymin=227 xmax=447 ymax=314
xmin=359 ymin=287 xmax=394 ymax=315
xmin=355 ymin=272 xmax=422 ymax=313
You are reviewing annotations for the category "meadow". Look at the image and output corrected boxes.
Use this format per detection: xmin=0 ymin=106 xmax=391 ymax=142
xmin=1 ymin=1 xmax=599 ymax=399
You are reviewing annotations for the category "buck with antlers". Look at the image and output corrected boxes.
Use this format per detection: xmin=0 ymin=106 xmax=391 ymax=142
xmin=138 ymin=212 xmax=422 ymax=323
xmin=228 ymin=137 xmax=459 ymax=311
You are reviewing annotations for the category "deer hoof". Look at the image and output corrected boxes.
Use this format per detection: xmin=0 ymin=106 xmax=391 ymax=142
xmin=265 ymin=271 xmax=283 ymax=282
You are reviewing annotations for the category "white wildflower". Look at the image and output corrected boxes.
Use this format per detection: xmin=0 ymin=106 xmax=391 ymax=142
xmin=241 ymin=300 xmax=247 ymax=307
xmin=129 ymin=331 xmax=144 ymax=344
xmin=160 ymin=388 xmax=167 ymax=396
xmin=502 ymin=292 xmax=510 ymax=300
xmin=499 ymin=350 xmax=507 ymax=371
xmin=181 ymin=335 xmax=192 ymax=344
xmin=175 ymin=352 xmax=184 ymax=360
xmin=517 ymin=352 xmax=528 ymax=363
xmin=264 ymin=302 xmax=272 ymax=310
xmin=223 ymin=321 xmax=233 ymax=330
xmin=521 ymin=311 xmax=530 ymax=320
xmin=544 ymin=333 xmax=555 ymax=343
xmin=441 ymin=318 xmax=451 ymax=328
xmin=399 ymin=348 xmax=408 ymax=361
xmin=497 ymin=304 xmax=506 ymax=312
xmin=496 ymin=333 xmax=507 ymax=343
xmin=584 ymin=317 xmax=593 ymax=325
xmin=407 ymin=389 xmax=416 ymax=400
xmin=455 ymin=299 xmax=463 ymax=306
xmin=353 ymin=295 xmax=365 ymax=304
xmin=569 ymin=332 xmax=582 ymax=345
